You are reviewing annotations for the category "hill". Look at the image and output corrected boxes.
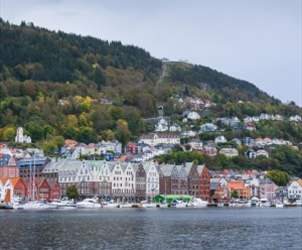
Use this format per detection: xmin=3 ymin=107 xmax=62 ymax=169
xmin=0 ymin=19 xmax=301 ymax=158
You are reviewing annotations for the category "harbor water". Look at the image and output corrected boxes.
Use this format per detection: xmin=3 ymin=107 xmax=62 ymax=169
xmin=0 ymin=207 xmax=301 ymax=250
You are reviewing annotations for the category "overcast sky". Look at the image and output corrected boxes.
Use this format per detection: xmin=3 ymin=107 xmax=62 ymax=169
xmin=1 ymin=0 xmax=301 ymax=105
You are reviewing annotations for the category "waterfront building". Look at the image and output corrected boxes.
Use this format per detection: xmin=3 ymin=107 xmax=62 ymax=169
xmin=41 ymin=160 xmax=60 ymax=200
xmin=0 ymin=157 xmax=19 ymax=178
xmin=0 ymin=177 xmax=27 ymax=203
xmin=228 ymin=180 xmax=251 ymax=200
xmin=171 ymin=165 xmax=188 ymax=195
xmin=110 ymin=162 xmax=136 ymax=201
xmin=159 ymin=164 xmax=174 ymax=195
xmin=197 ymin=165 xmax=211 ymax=201
xmin=17 ymin=154 xmax=48 ymax=180
xmin=287 ymin=180 xmax=302 ymax=200
xmin=143 ymin=161 xmax=160 ymax=200
xmin=186 ymin=162 xmax=200 ymax=197
xmin=135 ymin=164 xmax=146 ymax=201
xmin=210 ymin=178 xmax=228 ymax=203
xmin=259 ymin=178 xmax=278 ymax=202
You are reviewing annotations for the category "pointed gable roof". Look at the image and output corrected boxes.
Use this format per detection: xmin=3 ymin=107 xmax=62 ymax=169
xmin=183 ymin=162 xmax=194 ymax=175
xmin=7 ymin=156 xmax=17 ymax=167
xmin=143 ymin=161 xmax=157 ymax=174
xmin=197 ymin=165 xmax=206 ymax=175
xmin=159 ymin=164 xmax=174 ymax=177
xmin=177 ymin=165 xmax=189 ymax=178
xmin=171 ymin=165 xmax=180 ymax=177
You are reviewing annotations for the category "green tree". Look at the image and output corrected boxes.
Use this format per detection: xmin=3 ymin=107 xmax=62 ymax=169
xmin=231 ymin=190 xmax=239 ymax=199
xmin=1 ymin=127 xmax=16 ymax=141
xmin=267 ymin=170 xmax=290 ymax=186
xmin=115 ymin=119 xmax=130 ymax=148
xmin=66 ymin=185 xmax=79 ymax=200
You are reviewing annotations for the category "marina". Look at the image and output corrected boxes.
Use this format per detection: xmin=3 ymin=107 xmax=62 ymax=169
xmin=0 ymin=207 xmax=301 ymax=250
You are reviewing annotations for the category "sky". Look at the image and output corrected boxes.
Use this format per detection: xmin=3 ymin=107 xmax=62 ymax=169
xmin=0 ymin=0 xmax=301 ymax=106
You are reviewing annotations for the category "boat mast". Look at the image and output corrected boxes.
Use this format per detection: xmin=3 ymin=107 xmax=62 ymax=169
xmin=29 ymin=157 xmax=32 ymax=201
xmin=32 ymin=153 xmax=36 ymax=201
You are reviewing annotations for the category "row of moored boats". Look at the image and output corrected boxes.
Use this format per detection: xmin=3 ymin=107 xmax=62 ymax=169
xmin=1 ymin=198 xmax=208 ymax=210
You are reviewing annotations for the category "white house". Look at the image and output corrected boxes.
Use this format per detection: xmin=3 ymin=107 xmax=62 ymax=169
xmin=187 ymin=111 xmax=201 ymax=120
xmin=155 ymin=118 xmax=169 ymax=132
xmin=203 ymin=145 xmax=218 ymax=157
xmin=260 ymin=113 xmax=272 ymax=120
xmin=189 ymin=139 xmax=203 ymax=151
xmin=139 ymin=133 xmax=180 ymax=146
xmin=96 ymin=140 xmax=122 ymax=155
xmin=169 ymin=124 xmax=181 ymax=132
xmin=245 ymin=150 xmax=257 ymax=159
xmin=287 ymin=180 xmax=302 ymax=200
xmin=15 ymin=127 xmax=32 ymax=144
xmin=181 ymin=130 xmax=197 ymax=138
xmin=215 ymin=136 xmax=227 ymax=144
xmin=219 ymin=148 xmax=239 ymax=158
xmin=256 ymin=149 xmax=269 ymax=158
xmin=200 ymin=123 xmax=218 ymax=133
xmin=289 ymin=115 xmax=302 ymax=122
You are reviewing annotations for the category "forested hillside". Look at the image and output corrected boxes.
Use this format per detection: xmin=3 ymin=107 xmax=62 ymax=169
xmin=0 ymin=19 xmax=301 ymax=162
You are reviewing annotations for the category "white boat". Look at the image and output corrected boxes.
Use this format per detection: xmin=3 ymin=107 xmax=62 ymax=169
xmin=141 ymin=203 xmax=158 ymax=208
xmin=296 ymin=200 xmax=302 ymax=207
xmin=173 ymin=200 xmax=188 ymax=208
xmin=158 ymin=203 xmax=168 ymax=208
xmin=217 ymin=202 xmax=224 ymax=208
xmin=229 ymin=199 xmax=251 ymax=208
xmin=189 ymin=198 xmax=208 ymax=208
xmin=275 ymin=202 xmax=284 ymax=208
xmin=76 ymin=198 xmax=101 ymax=209
xmin=17 ymin=201 xmax=58 ymax=210
xmin=102 ymin=202 xmax=118 ymax=208
xmin=140 ymin=200 xmax=158 ymax=208
xmin=118 ymin=203 xmax=133 ymax=208
xmin=250 ymin=197 xmax=260 ymax=207
xmin=259 ymin=198 xmax=271 ymax=208
xmin=50 ymin=199 xmax=76 ymax=209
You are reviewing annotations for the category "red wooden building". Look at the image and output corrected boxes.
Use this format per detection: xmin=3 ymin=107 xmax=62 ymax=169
xmin=198 ymin=165 xmax=211 ymax=201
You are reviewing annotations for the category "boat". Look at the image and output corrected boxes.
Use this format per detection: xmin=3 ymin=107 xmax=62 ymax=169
xmin=17 ymin=200 xmax=58 ymax=210
xmin=50 ymin=199 xmax=76 ymax=209
xmin=259 ymin=198 xmax=271 ymax=208
xmin=217 ymin=202 xmax=224 ymax=208
xmin=275 ymin=201 xmax=284 ymax=208
xmin=141 ymin=201 xmax=158 ymax=208
xmin=250 ymin=197 xmax=260 ymax=207
xmin=296 ymin=200 xmax=302 ymax=207
xmin=189 ymin=198 xmax=208 ymax=208
xmin=157 ymin=203 xmax=168 ymax=208
xmin=102 ymin=202 xmax=118 ymax=208
xmin=118 ymin=203 xmax=133 ymax=208
xmin=229 ymin=199 xmax=251 ymax=208
xmin=173 ymin=200 xmax=188 ymax=208
xmin=0 ymin=202 xmax=13 ymax=209
xmin=76 ymin=198 xmax=101 ymax=209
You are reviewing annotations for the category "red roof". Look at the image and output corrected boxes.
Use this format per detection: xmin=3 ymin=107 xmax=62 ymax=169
xmin=228 ymin=180 xmax=245 ymax=190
